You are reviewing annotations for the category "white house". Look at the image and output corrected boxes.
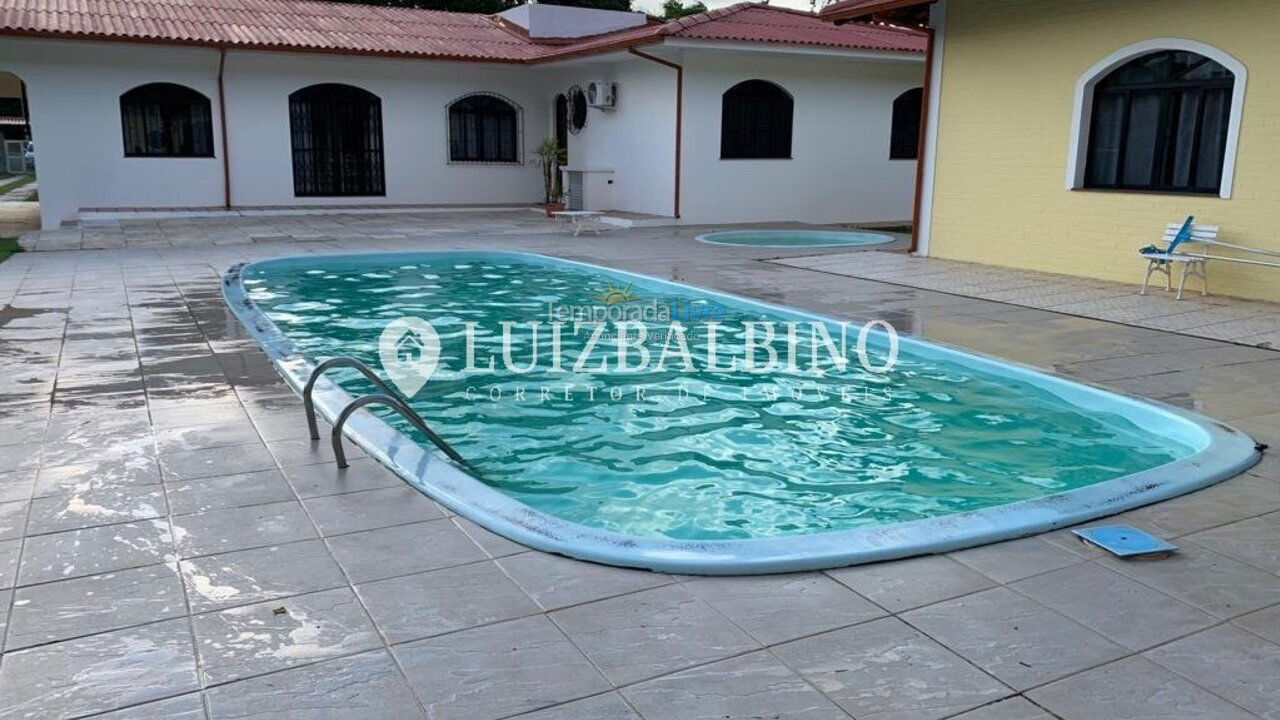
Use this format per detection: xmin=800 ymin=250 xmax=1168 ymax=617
xmin=0 ymin=0 xmax=925 ymax=230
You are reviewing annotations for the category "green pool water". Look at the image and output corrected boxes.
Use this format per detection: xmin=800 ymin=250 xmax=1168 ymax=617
xmin=244 ymin=255 xmax=1193 ymax=542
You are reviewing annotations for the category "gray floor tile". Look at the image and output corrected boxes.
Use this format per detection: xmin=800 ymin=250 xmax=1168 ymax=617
xmin=623 ymin=651 xmax=847 ymax=720
xmin=1124 ymin=473 xmax=1280 ymax=536
xmin=166 ymin=469 xmax=295 ymax=515
xmin=1029 ymin=656 xmax=1256 ymax=720
xmin=498 ymin=551 xmax=672 ymax=610
xmin=773 ymin=616 xmax=1010 ymax=720
xmin=171 ymin=500 xmax=317 ymax=558
xmin=91 ymin=693 xmax=207 ymax=719
xmin=826 ymin=554 xmax=995 ymax=612
xmin=0 ymin=501 xmax=26 ymax=541
xmin=160 ymin=443 xmax=276 ymax=482
xmin=18 ymin=519 xmax=173 ymax=585
xmin=265 ymin=438 xmax=361 ymax=468
xmin=0 ymin=618 xmax=198 ymax=719
xmin=156 ymin=420 xmax=263 ymax=454
xmin=180 ymin=538 xmax=348 ymax=613
xmin=508 ymin=693 xmax=638 ymax=720
xmin=1187 ymin=513 xmax=1280 ymax=574
xmin=6 ymin=563 xmax=186 ymax=650
xmin=192 ymin=586 xmax=380 ymax=686
xmin=357 ymin=560 xmax=539 ymax=644
xmin=32 ymin=457 xmax=161 ymax=497
xmin=1101 ymin=541 xmax=1280 ymax=619
xmin=1010 ymin=562 xmax=1216 ymax=651
xmin=394 ymin=615 xmax=610 ymax=720
xmin=550 ymin=584 xmax=759 ymax=685
xmin=280 ymin=457 xmax=401 ymax=498
xmin=0 ymin=538 xmax=18 ymax=590
xmin=205 ymin=649 xmax=426 ymax=719
xmin=451 ymin=515 xmax=527 ymax=558
xmin=25 ymin=484 xmax=167 ymax=535
xmin=302 ymin=486 xmax=444 ymax=537
xmin=0 ymin=471 xmax=34 ymax=504
xmin=1145 ymin=624 xmax=1280 ymax=718
xmin=326 ymin=519 xmax=486 ymax=583
xmin=949 ymin=697 xmax=1054 ymax=720
xmin=901 ymin=587 xmax=1126 ymax=691
xmin=0 ymin=588 xmax=10 ymax=644
xmin=1233 ymin=602 xmax=1280 ymax=645
xmin=682 ymin=572 xmax=886 ymax=645
xmin=949 ymin=537 xmax=1083 ymax=584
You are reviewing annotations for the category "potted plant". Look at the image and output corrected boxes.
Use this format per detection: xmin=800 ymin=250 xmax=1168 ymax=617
xmin=535 ymin=137 xmax=566 ymax=216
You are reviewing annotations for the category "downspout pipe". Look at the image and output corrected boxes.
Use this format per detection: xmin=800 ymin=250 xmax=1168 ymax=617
xmin=218 ymin=47 xmax=231 ymax=210
xmin=627 ymin=47 xmax=681 ymax=219
xmin=909 ymin=26 xmax=934 ymax=254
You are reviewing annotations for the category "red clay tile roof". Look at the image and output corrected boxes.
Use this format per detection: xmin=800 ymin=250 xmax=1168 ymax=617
xmin=0 ymin=0 xmax=924 ymax=62
xmin=818 ymin=0 xmax=928 ymax=21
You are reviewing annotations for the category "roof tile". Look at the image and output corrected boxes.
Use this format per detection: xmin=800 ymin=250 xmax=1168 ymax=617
xmin=0 ymin=0 xmax=923 ymax=61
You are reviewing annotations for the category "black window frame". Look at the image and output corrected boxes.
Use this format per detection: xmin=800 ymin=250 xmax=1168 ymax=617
xmin=447 ymin=93 xmax=522 ymax=164
xmin=720 ymin=79 xmax=793 ymax=160
xmin=120 ymin=82 xmax=215 ymax=158
xmin=890 ymin=87 xmax=924 ymax=160
xmin=1083 ymin=50 xmax=1234 ymax=196
xmin=288 ymin=83 xmax=385 ymax=198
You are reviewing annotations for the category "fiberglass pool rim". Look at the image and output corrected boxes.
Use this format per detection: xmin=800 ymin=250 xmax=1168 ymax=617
xmin=222 ymin=250 xmax=1260 ymax=575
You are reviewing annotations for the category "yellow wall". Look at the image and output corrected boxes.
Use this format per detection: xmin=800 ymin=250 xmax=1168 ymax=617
xmin=929 ymin=0 xmax=1280 ymax=302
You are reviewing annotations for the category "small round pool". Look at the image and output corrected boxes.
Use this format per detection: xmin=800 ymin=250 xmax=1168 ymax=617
xmin=696 ymin=229 xmax=895 ymax=248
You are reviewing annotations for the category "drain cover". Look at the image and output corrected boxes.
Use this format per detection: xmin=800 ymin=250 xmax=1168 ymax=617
xmin=1072 ymin=525 xmax=1178 ymax=559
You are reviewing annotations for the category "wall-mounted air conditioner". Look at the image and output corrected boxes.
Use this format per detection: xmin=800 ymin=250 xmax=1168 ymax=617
xmin=587 ymin=81 xmax=617 ymax=109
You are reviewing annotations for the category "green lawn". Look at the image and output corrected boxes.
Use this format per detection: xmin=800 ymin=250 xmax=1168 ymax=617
xmin=0 ymin=174 xmax=34 ymax=196
xmin=25 ymin=189 xmax=37 ymax=202
xmin=0 ymin=237 xmax=20 ymax=264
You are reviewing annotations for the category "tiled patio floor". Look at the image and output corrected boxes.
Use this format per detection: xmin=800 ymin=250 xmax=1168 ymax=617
xmin=774 ymin=251 xmax=1280 ymax=349
xmin=0 ymin=213 xmax=1277 ymax=719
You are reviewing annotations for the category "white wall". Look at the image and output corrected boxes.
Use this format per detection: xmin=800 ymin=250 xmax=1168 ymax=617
xmin=2 ymin=36 xmax=920 ymax=229
xmin=1 ymin=38 xmax=553 ymax=229
xmin=0 ymin=39 xmax=226 ymax=230
xmin=225 ymin=51 xmax=552 ymax=209
xmin=560 ymin=58 xmax=678 ymax=217
xmin=678 ymin=48 xmax=923 ymax=225
xmin=499 ymin=4 xmax=646 ymax=38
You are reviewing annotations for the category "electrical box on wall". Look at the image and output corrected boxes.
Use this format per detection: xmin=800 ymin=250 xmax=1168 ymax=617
xmin=587 ymin=81 xmax=617 ymax=109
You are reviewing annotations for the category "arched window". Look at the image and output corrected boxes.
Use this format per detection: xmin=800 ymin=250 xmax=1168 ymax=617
xmin=289 ymin=84 xmax=384 ymax=197
xmin=720 ymin=80 xmax=793 ymax=160
xmin=448 ymin=94 xmax=520 ymax=163
xmin=890 ymin=87 xmax=923 ymax=160
xmin=120 ymin=83 xmax=213 ymax=157
xmin=1084 ymin=50 xmax=1235 ymax=194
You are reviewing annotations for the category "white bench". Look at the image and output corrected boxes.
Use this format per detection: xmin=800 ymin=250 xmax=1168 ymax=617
xmin=1140 ymin=222 xmax=1218 ymax=300
xmin=551 ymin=210 xmax=608 ymax=237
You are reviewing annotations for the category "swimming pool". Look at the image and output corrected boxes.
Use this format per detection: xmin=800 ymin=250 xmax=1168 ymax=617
xmin=696 ymin=229 xmax=894 ymax=248
xmin=224 ymin=251 xmax=1258 ymax=574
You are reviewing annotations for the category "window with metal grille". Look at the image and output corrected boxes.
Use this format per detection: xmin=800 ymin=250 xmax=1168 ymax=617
xmin=289 ymin=83 xmax=385 ymax=197
xmin=120 ymin=83 xmax=214 ymax=158
xmin=448 ymin=94 xmax=520 ymax=163
xmin=720 ymin=80 xmax=793 ymax=160
xmin=1085 ymin=50 xmax=1234 ymax=195
xmin=890 ymin=87 xmax=923 ymax=160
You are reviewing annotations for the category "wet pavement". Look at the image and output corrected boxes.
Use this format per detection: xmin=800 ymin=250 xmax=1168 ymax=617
xmin=0 ymin=212 xmax=1278 ymax=719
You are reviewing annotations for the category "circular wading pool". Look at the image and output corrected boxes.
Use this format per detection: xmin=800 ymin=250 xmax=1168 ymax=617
xmin=696 ymin=229 xmax=895 ymax=248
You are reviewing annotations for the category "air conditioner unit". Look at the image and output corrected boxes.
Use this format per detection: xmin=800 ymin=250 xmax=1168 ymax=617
xmin=587 ymin=81 xmax=617 ymax=109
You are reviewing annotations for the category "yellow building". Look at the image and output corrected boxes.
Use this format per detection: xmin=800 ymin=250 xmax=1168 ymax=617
xmin=822 ymin=0 xmax=1280 ymax=303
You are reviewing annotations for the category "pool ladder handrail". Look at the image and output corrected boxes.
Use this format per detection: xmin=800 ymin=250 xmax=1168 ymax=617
xmin=301 ymin=357 xmax=470 ymax=470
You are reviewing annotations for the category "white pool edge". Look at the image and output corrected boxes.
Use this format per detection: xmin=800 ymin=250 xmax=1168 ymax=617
xmin=222 ymin=250 xmax=1262 ymax=575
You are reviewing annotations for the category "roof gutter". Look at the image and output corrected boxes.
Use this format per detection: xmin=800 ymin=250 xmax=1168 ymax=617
xmin=218 ymin=47 xmax=231 ymax=210
xmin=627 ymin=47 xmax=682 ymax=219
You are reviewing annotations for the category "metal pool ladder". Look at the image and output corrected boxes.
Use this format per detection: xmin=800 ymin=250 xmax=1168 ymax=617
xmin=301 ymin=357 xmax=471 ymax=471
